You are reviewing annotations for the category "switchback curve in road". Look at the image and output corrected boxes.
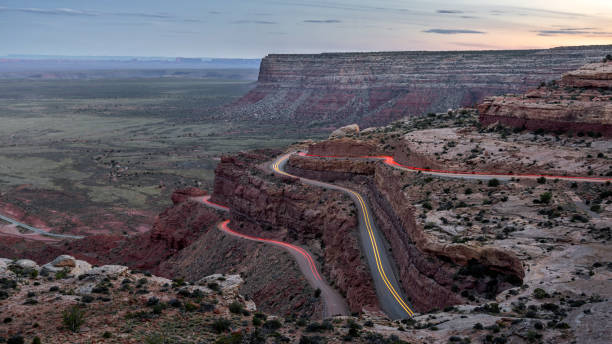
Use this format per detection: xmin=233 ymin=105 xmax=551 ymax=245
xmin=272 ymin=154 xmax=415 ymax=319
xmin=197 ymin=195 xmax=349 ymax=318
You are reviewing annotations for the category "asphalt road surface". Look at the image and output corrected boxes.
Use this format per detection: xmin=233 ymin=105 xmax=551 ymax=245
xmin=272 ymin=154 xmax=415 ymax=319
xmin=197 ymin=195 xmax=349 ymax=318
xmin=0 ymin=213 xmax=84 ymax=239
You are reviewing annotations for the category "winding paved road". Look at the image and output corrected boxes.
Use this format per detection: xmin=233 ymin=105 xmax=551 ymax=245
xmin=197 ymin=195 xmax=349 ymax=318
xmin=272 ymin=154 xmax=415 ymax=319
xmin=0 ymin=214 xmax=84 ymax=239
xmin=271 ymin=150 xmax=612 ymax=319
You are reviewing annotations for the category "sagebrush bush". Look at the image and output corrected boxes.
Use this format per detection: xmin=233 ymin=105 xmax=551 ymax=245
xmin=62 ymin=305 xmax=85 ymax=332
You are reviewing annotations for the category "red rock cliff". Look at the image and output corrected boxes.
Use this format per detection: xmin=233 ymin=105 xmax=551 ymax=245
xmin=212 ymin=149 xmax=379 ymax=314
xmin=479 ymin=61 xmax=612 ymax=136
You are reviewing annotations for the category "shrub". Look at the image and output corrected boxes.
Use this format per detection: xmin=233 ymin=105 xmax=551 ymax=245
xmin=152 ymin=303 xmax=165 ymax=315
xmin=536 ymin=177 xmax=546 ymax=184
xmin=229 ymin=301 xmax=244 ymax=314
xmin=571 ymin=214 xmax=588 ymax=223
xmin=147 ymin=296 xmax=159 ymax=306
xmin=32 ymin=337 xmax=41 ymax=344
xmin=314 ymin=288 xmax=321 ymax=298
xmin=263 ymin=319 xmax=282 ymax=330
xmin=484 ymin=303 xmax=500 ymax=313
xmin=539 ymin=192 xmax=552 ymax=204
xmin=62 ymin=305 xmax=85 ymax=332
xmin=306 ymin=320 xmax=334 ymax=332
xmin=55 ymin=268 xmax=70 ymax=280
xmin=488 ymin=179 xmax=500 ymax=187
xmin=533 ymin=288 xmax=549 ymax=299
xmin=211 ymin=318 xmax=232 ymax=333
xmin=184 ymin=302 xmax=198 ymax=312
xmin=80 ymin=295 xmax=94 ymax=303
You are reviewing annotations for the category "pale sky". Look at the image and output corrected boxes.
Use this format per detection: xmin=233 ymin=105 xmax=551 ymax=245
xmin=1 ymin=0 xmax=611 ymax=58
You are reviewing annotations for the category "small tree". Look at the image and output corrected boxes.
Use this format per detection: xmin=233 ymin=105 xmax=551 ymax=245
xmin=62 ymin=305 xmax=85 ymax=332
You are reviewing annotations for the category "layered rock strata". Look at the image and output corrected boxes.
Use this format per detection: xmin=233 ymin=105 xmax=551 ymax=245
xmin=479 ymin=61 xmax=612 ymax=136
xmin=229 ymin=45 xmax=612 ymax=128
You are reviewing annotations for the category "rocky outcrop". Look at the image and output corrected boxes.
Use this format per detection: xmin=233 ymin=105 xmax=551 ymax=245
xmin=560 ymin=62 xmax=612 ymax=88
xmin=228 ymin=45 xmax=612 ymax=128
xmin=171 ymin=187 xmax=207 ymax=204
xmin=212 ymin=149 xmax=379 ymax=314
xmin=330 ymin=124 xmax=359 ymax=138
xmin=308 ymin=138 xmax=378 ymax=157
xmin=41 ymin=255 xmax=92 ymax=276
xmin=479 ymin=61 xmax=612 ymax=136
xmin=287 ymin=154 xmax=375 ymax=181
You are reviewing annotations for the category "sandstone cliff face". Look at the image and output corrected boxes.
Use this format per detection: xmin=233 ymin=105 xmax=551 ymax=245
xmin=479 ymin=61 xmax=612 ymax=136
xmin=308 ymin=139 xmax=379 ymax=157
xmin=212 ymin=150 xmax=379 ymax=314
xmin=560 ymin=62 xmax=612 ymax=89
xmin=229 ymin=46 xmax=612 ymax=128
xmin=286 ymin=151 xmax=524 ymax=312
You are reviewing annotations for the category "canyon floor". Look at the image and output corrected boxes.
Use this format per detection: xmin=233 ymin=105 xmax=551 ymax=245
xmin=0 ymin=74 xmax=326 ymax=240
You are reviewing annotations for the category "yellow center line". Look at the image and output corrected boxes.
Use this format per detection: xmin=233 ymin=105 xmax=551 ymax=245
xmin=351 ymin=191 xmax=414 ymax=317
xmin=273 ymin=154 xmax=414 ymax=317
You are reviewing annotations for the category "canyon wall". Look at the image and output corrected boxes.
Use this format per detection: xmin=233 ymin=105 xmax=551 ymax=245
xmin=287 ymin=152 xmax=524 ymax=312
xmin=228 ymin=45 xmax=612 ymax=128
xmin=211 ymin=150 xmax=379 ymax=314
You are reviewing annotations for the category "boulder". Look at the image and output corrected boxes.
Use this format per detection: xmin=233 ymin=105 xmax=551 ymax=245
xmin=15 ymin=259 xmax=40 ymax=271
xmin=197 ymin=274 xmax=243 ymax=294
xmin=42 ymin=255 xmax=92 ymax=276
xmin=0 ymin=258 xmax=13 ymax=278
xmin=329 ymin=124 xmax=359 ymax=139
